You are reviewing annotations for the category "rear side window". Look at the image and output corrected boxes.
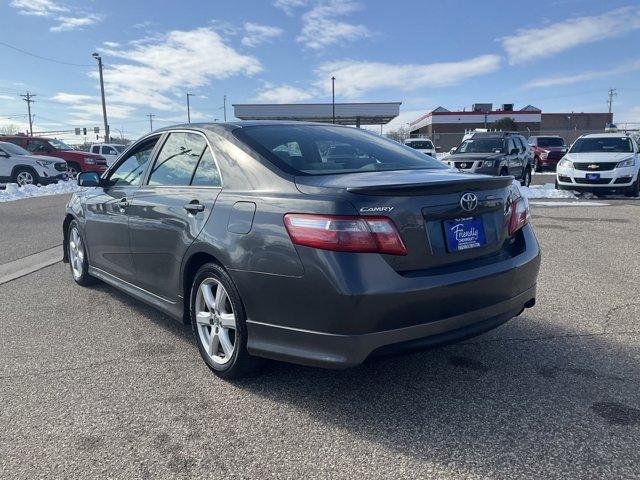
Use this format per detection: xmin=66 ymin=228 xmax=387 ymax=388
xmin=91 ymin=146 xmax=99 ymax=153
xmin=148 ymin=132 xmax=206 ymax=186
xmin=103 ymin=146 xmax=117 ymax=155
xmin=191 ymin=148 xmax=222 ymax=187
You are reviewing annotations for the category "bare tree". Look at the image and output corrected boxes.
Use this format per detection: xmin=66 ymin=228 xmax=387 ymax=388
xmin=0 ymin=124 xmax=19 ymax=135
xmin=385 ymin=126 xmax=410 ymax=143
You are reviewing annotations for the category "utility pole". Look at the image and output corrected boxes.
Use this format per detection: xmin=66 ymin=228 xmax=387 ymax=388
xmin=20 ymin=92 xmax=36 ymax=136
xmin=223 ymin=94 xmax=227 ymax=122
xmin=146 ymin=114 xmax=155 ymax=132
xmin=607 ymin=87 xmax=617 ymax=115
xmin=186 ymin=93 xmax=195 ymax=123
xmin=331 ymin=76 xmax=336 ymax=124
xmin=92 ymin=53 xmax=110 ymax=142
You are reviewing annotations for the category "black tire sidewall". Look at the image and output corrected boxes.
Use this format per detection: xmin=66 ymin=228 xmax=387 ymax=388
xmin=190 ymin=263 xmax=252 ymax=378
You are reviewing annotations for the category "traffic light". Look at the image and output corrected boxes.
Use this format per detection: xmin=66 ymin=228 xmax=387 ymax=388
xmin=75 ymin=128 xmax=81 ymax=135
xmin=83 ymin=128 xmax=87 ymax=135
xmin=94 ymin=127 xmax=100 ymax=133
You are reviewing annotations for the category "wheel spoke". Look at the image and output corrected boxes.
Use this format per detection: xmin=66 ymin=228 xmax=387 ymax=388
xmin=208 ymin=331 xmax=220 ymax=356
xmin=215 ymin=284 xmax=227 ymax=314
xmin=196 ymin=311 xmax=212 ymax=325
xmin=219 ymin=312 xmax=235 ymax=329
xmin=218 ymin=329 xmax=234 ymax=357
xmin=200 ymin=283 xmax=216 ymax=311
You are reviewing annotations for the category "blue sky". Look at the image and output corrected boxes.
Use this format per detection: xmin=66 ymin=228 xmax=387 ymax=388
xmin=0 ymin=0 xmax=639 ymax=142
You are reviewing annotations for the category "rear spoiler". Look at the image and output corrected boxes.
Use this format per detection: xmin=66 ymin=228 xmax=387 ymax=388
xmin=347 ymin=176 xmax=514 ymax=196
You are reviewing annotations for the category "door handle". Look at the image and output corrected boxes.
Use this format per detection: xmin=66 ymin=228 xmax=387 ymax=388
xmin=117 ymin=198 xmax=129 ymax=212
xmin=184 ymin=201 xmax=205 ymax=213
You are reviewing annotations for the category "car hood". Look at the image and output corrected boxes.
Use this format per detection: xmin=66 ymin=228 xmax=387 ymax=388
xmin=61 ymin=150 xmax=101 ymax=159
xmin=563 ymin=152 xmax=634 ymax=163
xmin=10 ymin=154 xmax=62 ymax=164
xmin=446 ymin=152 xmax=504 ymax=161
xmin=538 ymin=146 xmax=566 ymax=152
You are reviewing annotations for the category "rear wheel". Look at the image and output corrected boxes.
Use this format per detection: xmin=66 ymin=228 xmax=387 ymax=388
xmin=13 ymin=167 xmax=36 ymax=186
xmin=520 ymin=167 xmax=532 ymax=187
xmin=67 ymin=220 xmax=97 ymax=286
xmin=499 ymin=167 xmax=509 ymax=177
xmin=190 ymin=263 xmax=260 ymax=379
xmin=67 ymin=162 xmax=81 ymax=179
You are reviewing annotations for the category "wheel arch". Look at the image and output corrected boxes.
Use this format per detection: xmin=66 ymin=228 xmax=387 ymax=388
xmin=181 ymin=248 xmax=227 ymax=324
xmin=11 ymin=164 xmax=39 ymax=182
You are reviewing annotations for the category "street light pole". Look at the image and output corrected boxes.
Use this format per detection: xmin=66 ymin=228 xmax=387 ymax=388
xmin=92 ymin=53 xmax=109 ymax=143
xmin=331 ymin=76 xmax=336 ymax=124
xmin=223 ymin=94 xmax=227 ymax=122
xmin=186 ymin=93 xmax=195 ymax=123
xmin=147 ymin=113 xmax=155 ymax=132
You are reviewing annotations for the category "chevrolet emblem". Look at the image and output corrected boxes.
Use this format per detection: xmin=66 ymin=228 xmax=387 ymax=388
xmin=587 ymin=164 xmax=599 ymax=170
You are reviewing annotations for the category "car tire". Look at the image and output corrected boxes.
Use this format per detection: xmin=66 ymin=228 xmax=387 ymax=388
xmin=625 ymin=176 xmax=640 ymax=198
xmin=534 ymin=157 xmax=542 ymax=172
xmin=520 ymin=167 xmax=532 ymax=187
xmin=499 ymin=167 xmax=509 ymax=176
xmin=13 ymin=167 xmax=37 ymax=187
xmin=190 ymin=263 xmax=261 ymax=379
xmin=67 ymin=220 xmax=97 ymax=286
xmin=67 ymin=162 xmax=81 ymax=179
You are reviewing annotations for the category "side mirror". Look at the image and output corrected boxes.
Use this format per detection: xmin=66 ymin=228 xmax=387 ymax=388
xmin=449 ymin=147 xmax=456 ymax=154
xmin=510 ymin=148 xmax=519 ymax=155
xmin=77 ymin=171 xmax=101 ymax=187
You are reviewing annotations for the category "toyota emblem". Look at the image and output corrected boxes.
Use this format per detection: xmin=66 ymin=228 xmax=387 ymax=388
xmin=460 ymin=193 xmax=478 ymax=212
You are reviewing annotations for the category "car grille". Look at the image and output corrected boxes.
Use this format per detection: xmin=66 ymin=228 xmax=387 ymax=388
xmin=574 ymin=178 xmax=612 ymax=185
xmin=573 ymin=162 xmax=617 ymax=171
xmin=546 ymin=151 xmax=565 ymax=160
xmin=454 ymin=161 xmax=476 ymax=169
xmin=54 ymin=162 xmax=67 ymax=172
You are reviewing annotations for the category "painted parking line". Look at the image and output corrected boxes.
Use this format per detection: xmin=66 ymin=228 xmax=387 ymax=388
xmin=0 ymin=246 xmax=63 ymax=285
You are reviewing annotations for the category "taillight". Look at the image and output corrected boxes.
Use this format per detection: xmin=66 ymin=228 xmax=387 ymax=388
xmin=283 ymin=214 xmax=407 ymax=256
xmin=508 ymin=195 xmax=530 ymax=235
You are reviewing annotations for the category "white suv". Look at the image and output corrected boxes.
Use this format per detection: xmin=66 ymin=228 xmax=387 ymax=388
xmin=89 ymin=143 xmax=126 ymax=166
xmin=0 ymin=141 xmax=68 ymax=186
xmin=556 ymin=133 xmax=640 ymax=197
xmin=403 ymin=138 xmax=437 ymax=157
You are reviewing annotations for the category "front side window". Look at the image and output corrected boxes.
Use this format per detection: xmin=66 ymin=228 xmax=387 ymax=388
xmin=570 ymin=137 xmax=633 ymax=153
xmin=148 ymin=132 xmax=207 ymax=186
xmin=26 ymin=140 xmax=50 ymax=153
xmin=91 ymin=146 xmax=99 ymax=154
xmin=103 ymin=146 xmax=117 ymax=155
xmin=234 ymin=125 xmax=446 ymax=175
xmin=108 ymin=136 xmax=159 ymax=187
xmin=47 ymin=139 xmax=72 ymax=151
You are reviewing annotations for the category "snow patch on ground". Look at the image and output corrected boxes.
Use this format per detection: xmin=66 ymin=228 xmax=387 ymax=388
xmin=0 ymin=181 xmax=83 ymax=203
xmin=518 ymin=182 xmax=577 ymax=199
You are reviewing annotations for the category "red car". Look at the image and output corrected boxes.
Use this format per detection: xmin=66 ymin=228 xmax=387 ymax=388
xmin=527 ymin=136 xmax=567 ymax=172
xmin=0 ymin=135 xmax=108 ymax=178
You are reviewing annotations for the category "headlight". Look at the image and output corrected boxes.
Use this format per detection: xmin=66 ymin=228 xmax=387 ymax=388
xmin=36 ymin=160 xmax=55 ymax=168
xmin=482 ymin=160 xmax=494 ymax=168
xmin=84 ymin=157 xmax=96 ymax=164
xmin=616 ymin=157 xmax=635 ymax=168
xmin=558 ymin=159 xmax=573 ymax=168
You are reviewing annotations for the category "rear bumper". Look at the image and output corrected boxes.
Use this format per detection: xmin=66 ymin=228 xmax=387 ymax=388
xmin=237 ymin=224 xmax=540 ymax=368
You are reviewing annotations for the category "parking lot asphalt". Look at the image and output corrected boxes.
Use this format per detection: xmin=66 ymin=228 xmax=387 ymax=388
xmin=1 ymin=195 xmax=640 ymax=479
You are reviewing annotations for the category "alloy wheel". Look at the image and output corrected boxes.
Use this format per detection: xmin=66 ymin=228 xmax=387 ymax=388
xmin=68 ymin=166 xmax=79 ymax=179
xmin=68 ymin=227 xmax=85 ymax=280
xmin=16 ymin=171 xmax=34 ymax=186
xmin=195 ymin=278 xmax=237 ymax=365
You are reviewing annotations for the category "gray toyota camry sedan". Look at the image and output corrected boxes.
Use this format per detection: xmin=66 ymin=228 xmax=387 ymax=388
xmin=63 ymin=122 xmax=540 ymax=379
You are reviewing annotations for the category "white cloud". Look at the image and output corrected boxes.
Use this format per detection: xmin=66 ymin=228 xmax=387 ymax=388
xmin=255 ymin=85 xmax=314 ymax=103
xmin=9 ymin=0 xmax=67 ymax=16
xmin=314 ymin=54 xmax=502 ymax=98
xmin=98 ymin=27 xmax=262 ymax=111
xmin=241 ymin=22 xmax=283 ymax=48
xmin=525 ymin=59 xmax=640 ymax=88
xmin=273 ymin=0 xmax=309 ymax=15
xmin=50 ymin=14 xmax=102 ymax=32
xmin=52 ymin=92 xmax=135 ymax=121
xmin=297 ymin=0 xmax=371 ymax=49
xmin=501 ymin=6 xmax=640 ymax=64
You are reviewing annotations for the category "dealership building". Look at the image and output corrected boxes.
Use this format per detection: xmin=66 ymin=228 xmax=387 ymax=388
xmin=408 ymin=103 xmax=613 ymax=150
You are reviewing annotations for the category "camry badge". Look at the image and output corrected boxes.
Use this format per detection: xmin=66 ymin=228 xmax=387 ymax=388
xmin=460 ymin=193 xmax=478 ymax=212
xmin=360 ymin=206 xmax=394 ymax=213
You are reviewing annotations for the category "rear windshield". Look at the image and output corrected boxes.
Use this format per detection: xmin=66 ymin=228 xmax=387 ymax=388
xmin=536 ymin=137 xmax=564 ymax=148
xmin=234 ymin=125 xmax=446 ymax=175
xmin=569 ymin=137 xmax=633 ymax=153
xmin=405 ymin=140 xmax=434 ymax=149
xmin=455 ymin=137 xmax=504 ymax=154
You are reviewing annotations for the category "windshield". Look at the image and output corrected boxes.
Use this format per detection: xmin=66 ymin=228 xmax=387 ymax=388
xmin=0 ymin=141 xmax=31 ymax=156
xmin=537 ymin=137 xmax=564 ymax=148
xmin=405 ymin=140 xmax=433 ymax=149
xmin=234 ymin=125 xmax=447 ymax=175
xmin=569 ymin=137 xmax=633 ymax=153
xmin=48 ymin=138 xmax=73 ymax=150
xmin=455 ymin=137 xmax=504 ymax=154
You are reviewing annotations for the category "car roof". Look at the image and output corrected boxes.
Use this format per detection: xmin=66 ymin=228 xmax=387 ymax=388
xmin=155 ymin=120 xmax=363 ymax=135
xmin=580 ymin=133 xmax=633 ymax=138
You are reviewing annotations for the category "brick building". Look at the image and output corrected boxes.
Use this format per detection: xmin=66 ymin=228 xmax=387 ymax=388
xmin=408 ymin=104 xmax=613 ymax=150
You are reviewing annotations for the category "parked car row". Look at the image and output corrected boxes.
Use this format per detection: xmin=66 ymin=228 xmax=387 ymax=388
xmin=0 ymin=141 xmax=69 ymax=186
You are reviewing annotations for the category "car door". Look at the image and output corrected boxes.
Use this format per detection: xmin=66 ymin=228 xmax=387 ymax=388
xmin=0 ymin=145 xmax=13 ymax=181
xmin=517 ymin=136 xmax=531 ymax=173
xmin=127 ymin=130 xmax=222 ymax=301
xmin=506 ymin=138 xmax=522 ymax=178
xmin=83 ymin=135 xmax=161 ymax=281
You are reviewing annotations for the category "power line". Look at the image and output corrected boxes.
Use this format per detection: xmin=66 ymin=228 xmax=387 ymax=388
xmin=0 ymin=40 xmax=93 ymax=67
xmin=146 ymin=113 xmax=156 ymax=132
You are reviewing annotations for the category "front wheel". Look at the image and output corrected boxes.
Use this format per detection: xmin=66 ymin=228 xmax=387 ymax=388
xmin=190 ymin=263 xmax=261 ymax=379
xmin=13 ymin=168 xmax=36 ymax=186
xmin=67 ymin=163 xmax=81 ymax=179
xmin=67 ymin=220 xmax=97 ymax=286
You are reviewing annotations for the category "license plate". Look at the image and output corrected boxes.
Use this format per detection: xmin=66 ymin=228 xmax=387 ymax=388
xmin=586 ymin=173 xmax=600 ymax=181
xmin=444 ymin=217 xmax=487 ymax=252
